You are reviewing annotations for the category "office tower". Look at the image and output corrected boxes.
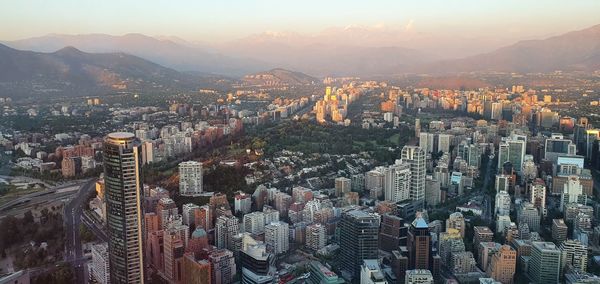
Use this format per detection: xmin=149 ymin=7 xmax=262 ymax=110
xmin=529 ymin=242 xmax=561 ymax=283
xmin=379 ymin=214 xmax=405 ymax=252
xmin=103 ymin=132 xmax=145 ymax=284
xmin=183 ymin=254 xmax=211 ymax=284
xmin=497 ymin=138 xmax=526 ymax=174
xmin=265 ymin=221 xmax=290 ymax=254
xmin=156 ymin=197 xmax=178 ymax=229
xmin=273 ymin=191 xmax=292 ymax=218
xmin=401 ymin=146 xmax=426 ymax=202
xmin=339 ymin=210 xmax=380 ymax=279
xmin=234 ymin=192 xmax=252 ymax=214
xmin=405 ymin=269 xmax=433 ymax=284
xmin=544 ymin=134 xmax=576 ymax=163
xmin=361 ymin=260 xmax=387 ymax=284
xmin=335 ymin=177 xmax=352 ymax=197
xmin=487 ymin=245 xmax=516 ymax=284
xmin=147 ymin=231 xmax=164 ymax=271
xmin=552 ymin=219 xmax=568 ymax=244
xmin=518 ymin=202 xmax=540 ymax=232
xmin=91 ymin=243 xmax=110 ymax=284
xmin=560 ymin=175 xmax=588 ymax=211
xmin=182 ymin=203 xmax=199 ymax=226
xmin=163 ymin=230 xmax=185 ymax=282
xmin=561 ymin=239 xmax=588 ymax=272
xmin=306 ymin=223 xmax=326 ymax=251
xmin=495 ymin=175 xmax=510 ymax=192
xmin=408 ymin=215 xmax=431 ymax=270
xmin=446 ymin=212 xmax=466 ymax=238
xmin=473 ymin=226 xmax=494 ymax=249
xmin=384 ymin=161 xmax=412 ymax=202
xmin=209 ymin=249 xmax=236 ymax=284
xmin=451 ymin=251 xmax=476 ymax=274
xmin=477 ymin=242 xmax=501 ymax=272
xmin=215 ymin=215 xmax=240 ymax=249
xmin=529 ymin=179 xmax=547 ymax=217
xmin=495 ymin=190 xmax=511 ymax=217
xmin=240 ymin=242 xmax=275 ymax=284
xmin=496 ymin=215 xmax=512 ymax=234
xmin=179 ymin=161 xmax=203 ymax=196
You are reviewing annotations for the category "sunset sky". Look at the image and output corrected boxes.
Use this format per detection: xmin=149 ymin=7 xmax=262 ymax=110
xmin=2 ymin=0 xmax=600 ymax=43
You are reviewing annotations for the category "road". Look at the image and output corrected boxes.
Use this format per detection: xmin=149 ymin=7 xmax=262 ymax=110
xmin=480 ymin=156 xmax=494 ymax=222
xmin=63 ymin=178 xmax=97 ymax=284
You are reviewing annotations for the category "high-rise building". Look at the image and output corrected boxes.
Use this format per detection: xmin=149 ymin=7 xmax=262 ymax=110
xmin=265 ymin=221 xmax=290 ymax=254
xmin=182 ymin=203 xmax=200 ymax=226
xmin=234 ymin=192 xmax=252 ymax=214
xmin=335 ymin=177 xmax=352 ymax=197
xmin=209 ymin=249 xmax=236 ymax=284
xmin=103 ymin=132 xmax=145 ymax=284
xmin=495 ymin=190 xmax=511 ymax=217
xmin=384 ymin=161 xmax=412 ymax=202
xmin=487 ymin=245 xmax=516 ymax=284
xmin=91 ymin=243 xmax=110 ymax=284
xmin=560 ymin=239 xmax=588 ymax=272
xmin=240 ymin=242 xmax=275 ymax=284
xmin=529 ymin=179 xmax=547 ymax=217
xmin=446 ymin=212 xmax=466 ymax=238
xmin=439 ymin=229 xmax=464 ymax=266
xmin=215 ymin=215 xmax=240 ymax=249
xmin=552 ymin=219 xmax=568 ymax=244
xmin=529 ymin=242 xmax=561 ymax=283
xmin=495 ymin=175 xmax=510 ymax=192
xmin=405 ymin=269 xmax=433 ymax=284
xmin=156 ymin=197 xmax=178 ymax=229
xmin=307 ymin=261 xmax=343 ymax=284
xmin=408 ymin=215 xmax=430 ymax=270
xmin=473 ymin=226 xmax=494 ymax=249
xmin=451 ymin=251 xmax=476 ymax=274
xmin=438 ymin=134 xmax=451 ymax=154
xmin=518 ymin=202 xmax=540 ymax=232
xmin=183 ymin=254 xmax=211 ymax=284
xmin=560 ymin=175 xmax=588 ymax=211
xmin=339 ymin=210 xmax=380 ymax=279
xmin=243 ymin=211 xmax=265 ymax=235
xmin=379 ymin=214 xmax=405 ymax=252
xmin=306 ymin=223 xmax=326 ymax=251
xmin=179 ymin=161 xmax=203 ymax=196
xmin=477 ymin=242 xmax=501 ymax=272
xmin=497 ymin=137 xmax=526 ymax=174
xmin=401 ymin=146 xmax=426 ymax=202
xmin=163 ymin=230 xmax=185 ymax=282
xmin=424 ymin=176 xmax=441 ymax=207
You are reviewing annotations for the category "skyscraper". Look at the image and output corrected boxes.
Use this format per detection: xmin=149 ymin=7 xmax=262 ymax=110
xmin=401 ymin=146 xmax=426 ymax=203
xmin=339 ymin=210 xmax=380 ymax=279
xmin=179 ymin=161 xmax=203 ymax=196
xmin=408 ymin=215 xmax=431 ymax=270
xmin=265 ymin=221 xmax=290 ymax=254
xmin=529 ymin=242 xmax=561 ymax=283
xmin=104 ymin=132 xmax=145 ymax=284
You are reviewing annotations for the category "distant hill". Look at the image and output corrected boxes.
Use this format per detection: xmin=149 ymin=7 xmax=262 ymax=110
xmin=242 ymin=68 xmax=318 ymax=86
xmin=3 ymin=33 xmax=268 ymax=76
xmin=0 ymin=44 xmax=208 ymax=98
xmin=424 ymin=24 xmax=600 ymax=73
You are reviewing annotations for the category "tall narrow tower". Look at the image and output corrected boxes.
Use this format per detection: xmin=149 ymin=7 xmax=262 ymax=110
xmin=104 ymin=132 xmax=145 ymax=284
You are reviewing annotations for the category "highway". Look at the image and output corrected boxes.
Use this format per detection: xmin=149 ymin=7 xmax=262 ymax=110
xmin=63 ymin=178 xmax=97 ymax=284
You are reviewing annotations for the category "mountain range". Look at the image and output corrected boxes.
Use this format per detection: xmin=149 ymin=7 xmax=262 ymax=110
xmin=0 ymin=44 xmax=222 ymax=98
xmin=1 ymin=24 xmax=600 ymax=98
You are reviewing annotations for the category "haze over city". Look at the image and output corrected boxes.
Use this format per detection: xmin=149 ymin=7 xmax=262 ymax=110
xmin=1 ymin=1 xmax=600 ymax=284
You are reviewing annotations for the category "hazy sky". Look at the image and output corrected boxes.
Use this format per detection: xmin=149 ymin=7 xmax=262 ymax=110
xmin=2 ymin=0 xmax=600 ymax=42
